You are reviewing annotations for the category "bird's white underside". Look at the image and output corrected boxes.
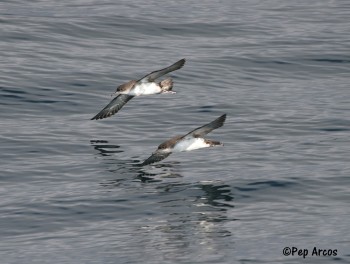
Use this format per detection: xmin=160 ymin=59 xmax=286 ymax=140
xmin=173 ymin=138 xmax=210 ymax=152
xmin=129 ymin=82 xmax=161 ymax=96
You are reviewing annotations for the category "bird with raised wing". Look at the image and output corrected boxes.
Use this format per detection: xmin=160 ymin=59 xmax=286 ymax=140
xmin=91 ymin=59 xmax=185 ymax=120
xmin=142 ymin=114 xmax=226 ymax=166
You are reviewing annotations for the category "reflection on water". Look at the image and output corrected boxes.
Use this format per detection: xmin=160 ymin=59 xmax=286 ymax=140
xmin=90 ymin=139 xmax=183 ymax=182
xmin=198 ymin=183 xmax=234 ymax=209
xmin=90 ymin=140 xmax=123 ymax=156
xmin=136 ymin=163 xmax=183 ymax=183
xmin=90 ymin=139 xmax=235 ymax=213
xmin=144 ymin=181 xmax=234 ymax=257
xmin=90 ymin=138 xmax=235 ymax=256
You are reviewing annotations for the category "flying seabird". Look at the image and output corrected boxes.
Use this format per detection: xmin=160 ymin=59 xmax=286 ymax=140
xmin=142 ymin=114 xmax=226 ymax=166
xmin=91 ymin=59 xmax=185 ymax=120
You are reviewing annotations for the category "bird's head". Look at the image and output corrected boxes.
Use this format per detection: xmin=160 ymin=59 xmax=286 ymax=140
xmin=111 ymin=80 xmax=137 ymax=96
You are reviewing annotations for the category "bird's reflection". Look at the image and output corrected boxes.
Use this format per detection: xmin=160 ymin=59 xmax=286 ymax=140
xmin=156 ymin=181 xmax=235 ymax=220
xmin=136 ymin=162 xmax=183 ymax=183
xmin=196 ymin=183 xmax=234 ymax=209
xmin=135 ymin=181 xmax=235 ymax=256
xmin=90 ymin=139 xmax=235 ymax=254
xmin=90 ymin=140 xmax=123 ymax=156
xmin=90 ymin=138 xmax=235 ymax=211
xmin=90 ymin=140 xmax=235 ymax=214
xmin=90 ymin=139 xmax=183 ymax=184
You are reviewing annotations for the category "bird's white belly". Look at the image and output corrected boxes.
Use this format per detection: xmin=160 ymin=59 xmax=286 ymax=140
xmin=173 ymin=138 xmax=209 ymax=152
xmin=130 ymin=82 xmax=161 ymax=96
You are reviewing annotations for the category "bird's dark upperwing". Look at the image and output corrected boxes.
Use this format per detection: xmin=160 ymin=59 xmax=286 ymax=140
xmin=141 ymin=151 xmax=172 ymax=166
xmin=185 ymin=114 xmax=226 ymax=138
xmin=91 ymin=94 xmax=134 ymax=120
xmin=139 ymin=59 xmax=185 ymax=83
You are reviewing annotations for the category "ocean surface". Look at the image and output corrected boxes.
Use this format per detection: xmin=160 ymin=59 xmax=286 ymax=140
xmin=1 ymin=0 xmax=350 ymax=263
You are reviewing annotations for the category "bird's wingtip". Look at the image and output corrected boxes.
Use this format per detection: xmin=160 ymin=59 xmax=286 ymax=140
xmin=177 ymin=58 xmax=186 ymax=67
xmin=219 ymin=113 xmax=227 ymax=123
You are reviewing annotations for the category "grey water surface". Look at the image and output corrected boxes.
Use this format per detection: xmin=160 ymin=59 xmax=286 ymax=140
xmin=1 ymin=0 xmax=350 ymax=263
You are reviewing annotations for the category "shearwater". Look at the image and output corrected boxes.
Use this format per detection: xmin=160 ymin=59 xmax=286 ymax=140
xmin=91 ymin=59 xmax=185 ymax=120
xmin=142 ymin=114 xmax=226 ymax=166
